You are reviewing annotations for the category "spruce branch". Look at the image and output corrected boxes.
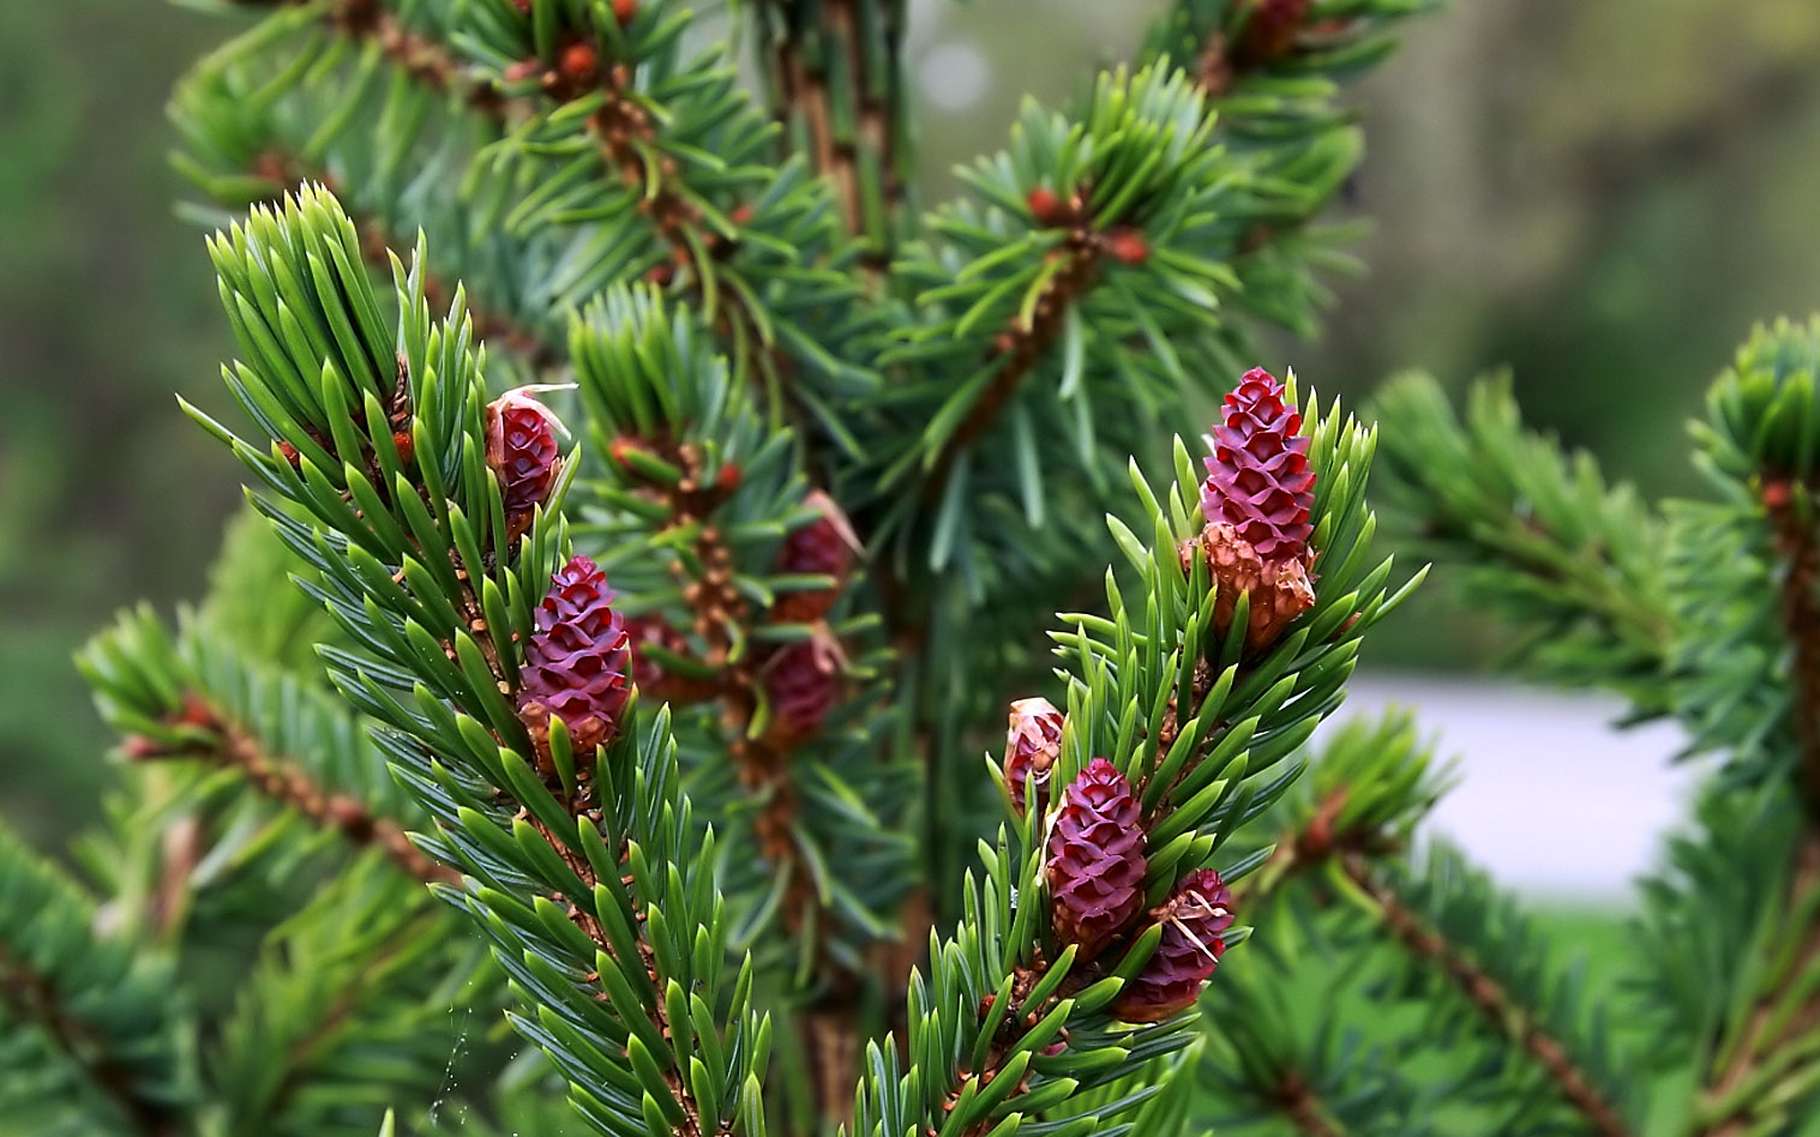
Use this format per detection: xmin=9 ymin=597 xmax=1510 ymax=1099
xmin=849 ymin=375 xmax=1418 ymax=1136
xmin=1635 ymin=789 xmax=1820 ymax=1137
xmin=1674 ymin=318 xmax=1820 ymax=789
xmin=171 ymin=10 xmax=569 ymax=376
xmin=452 ymin=0 xmax=880 ymax=443
xmin=1185 ymin=715 xmax=1444 ymax=1137
xmin=81 ymin=607 xmax=457 ymax=889
xmin=131 ymin=692 xmax=458 ymax=887
xmin=1374 ymin=373 xmax=1676 ymax=719
xmin=1233 ymin=711 xmax=1448 ymax=913
xmin=879 ymin=63 xmax=1240 ymax=537
xmin=184 ymin=185 xmax=768 ymax=1137
xmin=0 ymin=824 xmax=190 ymax=1136
xmin=572 ymin=286 xmax=914 ymax=1125
xmin=212 ymin=858 xmax=495 ymax=1137
xmin=1691 ymin=832 xmax=1820 ymax=1137
xmin=1198 ymin=963 xmax=1431 ymax=1137
xmin=1669 ymin=317 xmax=1820 ymax=1134
xmin=1148 ymin=0 xmax=1437 ymax=104
xmin=232 ymin=0 xmax=482 ymax=101
xmin=1340 ymin=848 xmax=1637 ymax=1137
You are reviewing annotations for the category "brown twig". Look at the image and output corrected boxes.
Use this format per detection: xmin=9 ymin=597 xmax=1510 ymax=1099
xmin=0 ymin=944 xmax=180 ymax=1137
xmin=1765 ymin=480 xmax=1820 ymax=824
xmin=1693 ymin=481 xmax=1820 ymax=1136
xmin=126 ymin=695 xmax=460 ymax=888
xmin=1275 ymin=1071 xmax=1344 ymax=1137
xmin=761 ymin=0 xmax=907 ymax=264
xmin=921 ymin=217 xmax=1125 ymax=503
xmin=1340 ymin=853 xmax=1634 ymax=1137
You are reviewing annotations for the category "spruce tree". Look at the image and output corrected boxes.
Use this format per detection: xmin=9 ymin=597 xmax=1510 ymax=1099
xmin=9 ymin=2 xmax=1819 ymax=1135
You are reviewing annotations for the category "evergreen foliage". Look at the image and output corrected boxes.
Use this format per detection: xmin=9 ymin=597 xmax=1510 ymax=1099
xmin=11 ymin=2 xmax=1820 ymax=1137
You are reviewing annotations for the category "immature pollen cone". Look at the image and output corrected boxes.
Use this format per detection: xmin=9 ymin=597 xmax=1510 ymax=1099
xmin=1191 ymin=367 xmax=1317 ymax=649
xmin=772 ymin=491 xmax=862 ymax=624
xmin=1045 ymin=759 xmax=1147 ymax=961
xmin=1114 ymin=868 xmax=1235 ymax=1023
xmin=486 ymin=385 xmax=575 ymax=542
xmin=517 ymin=555 xmax=632 ymax=775
xmin=1004 ymin=697 xmax=1064 ymax=818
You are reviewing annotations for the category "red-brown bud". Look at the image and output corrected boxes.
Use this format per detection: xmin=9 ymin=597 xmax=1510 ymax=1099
xmin=1105 ymin=227 xmax=1149 ymax=265
xmin=558 ymin=42 xmax=599 ymax=87
xmin=1027 ymin=186 xmax=1064 ymax=226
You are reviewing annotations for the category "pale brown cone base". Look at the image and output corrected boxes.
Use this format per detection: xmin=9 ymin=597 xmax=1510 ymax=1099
xmin=1181 ymin=522 xmax=1316 ymax=650
xmin=518 ymin=700 xmax=606 ymax=781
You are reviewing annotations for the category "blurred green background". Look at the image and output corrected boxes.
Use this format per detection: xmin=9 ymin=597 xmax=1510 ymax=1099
xmin=4 ymin=0 xmax=1820 ymax=850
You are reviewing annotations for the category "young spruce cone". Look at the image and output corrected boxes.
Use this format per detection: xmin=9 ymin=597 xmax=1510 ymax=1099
xmin=1004 ymin=697 xmax=1064 ymax=817
xmin=1192 ymin=367 xmax=1318 ymax=648
xmin=486 ymin=386 xmax=572 ymax=541
xmin=1046 ymin=759 xmax=1147 ymax=961
xmin=1114 ymin=869 xmax=1235 ymax=1022
xmin=625 ymin=614 xmax=718 ymax=705
xmin=1202 ymin=367 xmax=1314 ymax=561
xmin=772 ymin=491 xmax=860 ymax=623
xmin=763 ymin=640 xmax=841 ymax=740
xmin=1235 ymin=0 xmax=1313 ymax=68
xmin=517 ymin=555 xmax=632 ymax=773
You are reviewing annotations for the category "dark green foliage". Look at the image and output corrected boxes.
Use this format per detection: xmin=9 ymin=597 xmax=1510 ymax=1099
xmin=169 ymin=2 xmax=566 ymax=380
xmin=1371 ymin=317 xmax=1820 ymax=1137
xmin=42 ymin=1 xmax=1746 ymax=1135
xmin=0 ymin=822 xmax=191 ymax=1136
xmin=1366 ymin=846 xmax=1636 ymax=1135
xmin=570 ymin=286 xmax=918 ymax=979
xmin=1375 ymin=373 xmax=1675 ymax=719
xmin=1197 ymin=959 xmax=1437 ymax=1137
xmin=211 ymin=857 xmax=494 ymax=1137
xmin=1670 ymin=318 xmax=1820 ymax=785
xmin=18 ymin=0 xmax=1820 ymax=1134
xmin=846 ymin=380 xmax=1419 ymax=1137
xmin=181 ymin=187 xmax=771 ymax=1135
